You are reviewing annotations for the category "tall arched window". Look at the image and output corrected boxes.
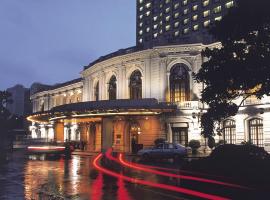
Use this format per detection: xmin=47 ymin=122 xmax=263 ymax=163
xmin=129 ymin=70 xmax=142 ymax=100
xmin=223 ymin=119 xmax=236 ymax=144
xmin=249 ymin=118 xmax=263 ymax=147
xmin=170 ymin=64 xmax=190 ymax=102
xmin=108 ymin=75 xmax=117 ymax=100
xmin=94 ymin=81 xmax=99 ymax=101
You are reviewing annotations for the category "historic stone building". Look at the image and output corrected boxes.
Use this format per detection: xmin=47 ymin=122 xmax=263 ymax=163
xmin=27 ymin=0 xmax=270 ymax=152
xmin=28 ymin=43 xmax=270 ymax=152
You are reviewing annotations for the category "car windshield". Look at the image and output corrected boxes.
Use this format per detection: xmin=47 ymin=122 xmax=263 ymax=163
xmin=156 ymin=144 xmax=163 ymax=149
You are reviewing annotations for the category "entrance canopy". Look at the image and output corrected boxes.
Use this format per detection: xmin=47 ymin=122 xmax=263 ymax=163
xmin=27 ymin=98 xmax=176 ymax=123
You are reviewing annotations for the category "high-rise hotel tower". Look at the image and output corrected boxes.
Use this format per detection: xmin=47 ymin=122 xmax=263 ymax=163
xmin=136 ymin=0 xmax=234 ymax=48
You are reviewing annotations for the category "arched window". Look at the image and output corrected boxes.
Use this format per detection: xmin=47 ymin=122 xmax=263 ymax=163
xmin=170 ymin=64 xmax=190 ymax=102
xmin=223 ymin=119 xmax=236 ymax=144
xmin=108 ymin=75 xmax=117 ymax=100
xmin=129 ymin=70 xmax=142 ymax=100
xmin=249 ymin=118 xmax=263 ymax=147
xmin=94 ymin=81 xmax=99 ymax=101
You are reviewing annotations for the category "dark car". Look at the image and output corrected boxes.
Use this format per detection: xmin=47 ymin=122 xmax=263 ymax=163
xmin=137 ymin=143 xmax=188 ymax=161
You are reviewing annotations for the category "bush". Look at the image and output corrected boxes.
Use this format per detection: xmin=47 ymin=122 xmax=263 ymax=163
xmin=207 ymin=136 xmax=216 ymax=149
xmin=210 ymin=144 xmax=269 ymax=160
xmin=217 ymin=140 xmax=226 ymax=146
xmin=154 ymin=138 xmax=166 ymax=146
xmin=189 ymin=140 xmax=201 ymax=150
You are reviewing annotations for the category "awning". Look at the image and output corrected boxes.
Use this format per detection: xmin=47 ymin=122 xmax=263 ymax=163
xmin=27 ymin=98 xmax=176 ymax=123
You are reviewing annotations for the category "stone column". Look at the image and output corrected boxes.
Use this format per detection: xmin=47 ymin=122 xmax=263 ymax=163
xmin=167 ymin=123 xmax=173 ymax=143
xmin=166 ymin=72 xmax=170 ymax=102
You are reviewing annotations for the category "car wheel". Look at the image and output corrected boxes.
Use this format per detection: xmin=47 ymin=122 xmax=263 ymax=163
xmin=142 ymin=153 xmax=150 ymax=160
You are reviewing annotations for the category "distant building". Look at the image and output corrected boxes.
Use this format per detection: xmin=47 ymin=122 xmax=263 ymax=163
xmin=6 ymin=85 xmax=31 ymax=117
xmin=136 ymin=0 xmax=234 ymax=48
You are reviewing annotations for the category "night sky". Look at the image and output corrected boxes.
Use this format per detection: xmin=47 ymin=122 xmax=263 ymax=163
xmin=0 ymin=0 xmax=136 ymax=90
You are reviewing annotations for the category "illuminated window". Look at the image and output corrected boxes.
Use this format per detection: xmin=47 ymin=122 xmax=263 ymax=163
xmin=139 ymin=0 xmax=143 ymax=3
xmin=174 ymin=22 xmax=179 ymax=28
xmin=174 ymin=31 xmax=180 ymax=36
xmin=193 ymin=24 xmax=199 ymax=31
xmin=192 ymin=15 xmax=198 ymax=21
xmin=108 ymin=75 xmax=117 ymax=100
xmin=139 ymin=38 xmax=143 ymax=43
xmin=146 ymin=27 xmax=150 ymax=32
xmin=146 ymin=2 xmax=151 ymax=8
xmin=174 ymin=12 xmax=179 ymax=18
xmin=213 ymin=6 xmax=222 ymax=13
xmin=139 ymin=7 xmax=143 ymax=11
xmin=174 ymin=3 xmax=180 ymax=9
xmin=203 ymin=0 xmax=209 ymax=7
xmin=165 ymin=0 xmax=170 ymax=3
xmin=203 ymin=10 xmax=210 ymax=17
xmin=192 ymin=5 xmax=198 ymax=11
xmin=153 ymin=33 xmax=158 ymax=38
xmin=248 ymin=118 xmax=264 ymax=147
xmin=165 ymin=25 xmax=171 ymax=31
xmin=130 ymin=70 xmax=142 ymax=100
xmin=139 ymin=15 xmax=143 ymax=19
xmin=139 ymin=22 xmax=143 ymax=27
xmin=203 ymin=20 xmax=210 ymax=27
xmin=215 ymin=16 xmax=222 ymax=21
xmin=170 ymin=64 xmax=190 ymax=102
xmin=146 ymin=11 xmax=151 ymax=16
xmin=160 ymin=29 xmax=163 ymax=34
xmin=182 ymin=0 xmax=188 ymax=6
xmin=183 ymin=18 xmax=189 ymax=25
xmin=183 ymin=9 xmax=188 ymax=15
xmin=139 ymin=30 xmax=143 ymax=35
xmin=165 ymin=16 xmax=170 ymax=21
xmin=225 ymin=1 xmax=234 ymax=9
xmin=223 ymin=120 xmax=236 ymax=144
xmin=94 ymin=81 xmax=99 ymax=101
xmin=153 ymin=16 xmax=158 ymax=21
xmin=153 ymin=24 xmax=158 ymax=29
xmin=165 ymin=7 xmax=170 ymax=13
xmin=183 ymin=28 xmax=189 ymax=34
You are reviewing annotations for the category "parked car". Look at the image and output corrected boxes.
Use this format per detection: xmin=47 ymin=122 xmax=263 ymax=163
xmin=137 ymin=143 xmax=188 ymax=161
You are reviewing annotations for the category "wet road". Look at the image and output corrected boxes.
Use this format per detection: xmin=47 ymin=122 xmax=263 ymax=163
xmin=0 ymin=151 xmax=267 ymax=200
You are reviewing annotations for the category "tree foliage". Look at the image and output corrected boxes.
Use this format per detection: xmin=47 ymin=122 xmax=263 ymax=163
xmin=193 ymin=0 xmax=270 ymax=137
xmin=0 ymin=91 xmax=13 ymax=133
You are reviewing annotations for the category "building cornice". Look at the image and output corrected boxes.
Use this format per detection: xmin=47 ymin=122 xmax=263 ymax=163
xmin=81 ymin=43 xmax=221 ymax=78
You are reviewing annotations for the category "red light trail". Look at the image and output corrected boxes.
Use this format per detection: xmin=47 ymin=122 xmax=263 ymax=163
xmin=118 ymin=153 xmax=249 ymax=189
xmin=93 ymin=153 xmax=230 ymax=200
xmin=106 ymin=148 xmax=229 ymax=180
xmin=104 ymin=149 xmax=249 ymax=190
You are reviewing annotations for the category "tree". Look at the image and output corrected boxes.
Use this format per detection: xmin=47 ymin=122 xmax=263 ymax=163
xmin=0 ymin=91 xmax=13 ymax=130
xmin=193 ymin=0 xmax=270 ymax=138
xmin=0 ymin=91 xmax=14 ymax=154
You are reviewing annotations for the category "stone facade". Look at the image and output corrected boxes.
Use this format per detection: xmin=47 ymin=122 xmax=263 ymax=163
xmin=29 ymin=43 xmax=270 ymax=152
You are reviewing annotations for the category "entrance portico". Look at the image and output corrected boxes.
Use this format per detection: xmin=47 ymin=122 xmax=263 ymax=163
xmin=27 ymin=99 xmax=176 ymax=153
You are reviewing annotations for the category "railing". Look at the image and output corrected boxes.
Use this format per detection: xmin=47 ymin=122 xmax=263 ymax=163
xmin=176 ymin=101 xmax=201 ymax=110
xmin=244 ymin=98 xmax=261 ymax=106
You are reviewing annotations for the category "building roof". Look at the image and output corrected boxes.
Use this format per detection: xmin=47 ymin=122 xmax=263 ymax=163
xmin=32 ymin=78 xmax=83 ymax=95
xmin=84 ymin=46 xmax=143 ymax=70
xmin=27 ymin=98 xmax=177 ymax=123
xmin=51 ymin=98 xmax=176 ymax=113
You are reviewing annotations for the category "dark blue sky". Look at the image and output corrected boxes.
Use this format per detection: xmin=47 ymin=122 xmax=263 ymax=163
xmin=0 ymin=0 xmax=136 ymax=90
